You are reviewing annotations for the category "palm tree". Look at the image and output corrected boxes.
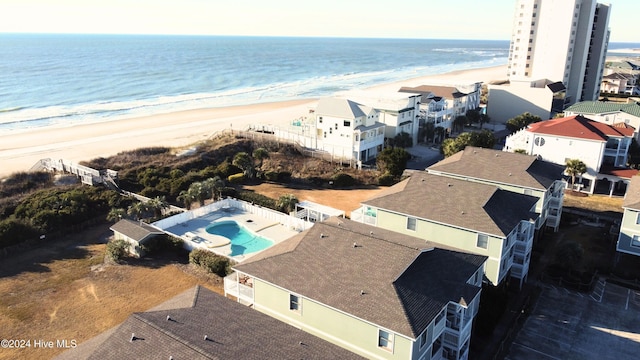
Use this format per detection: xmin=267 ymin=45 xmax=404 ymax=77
xmin=202 ymin=176 xmax=225 ymax=201
xmin=434 ymin=126 xmax=445 ymax=144
xmin=107 ymin=208 xmax=126 ymax=222
xmin=146 ymin=195 xmax=169 ymax=218
xmin=233 ymin=152 xmax=255 ymax=179
xmin=565 ymin=159 xmax=587 ymax=190
xmin=252 ymin=148 xmax=269 ymax=171
xmin=127 ymin=201 xmax=147 ymax=220
xmin=277 ymin=194 xmax=298 ymax=214
xmin=177 ymin=190 xmax=195 ymax=209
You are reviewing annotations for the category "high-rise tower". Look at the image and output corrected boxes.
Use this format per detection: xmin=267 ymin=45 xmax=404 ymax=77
xmin=507 ymin=0 xmax=611 ymax=105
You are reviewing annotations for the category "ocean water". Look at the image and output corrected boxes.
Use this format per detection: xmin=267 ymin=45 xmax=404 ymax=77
xmin=1 ymin=34 xmax=635 ymax=133
xmin=0 ymin=35 xmax=510 ymax=132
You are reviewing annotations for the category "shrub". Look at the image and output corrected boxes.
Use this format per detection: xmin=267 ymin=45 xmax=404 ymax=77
xmin=330 ymin=173 xmax=355 ymax=187
xmin=106 ymin=239 xmax=129 ymax=262
xmin=227 ymin=173 xmax=245 ymax=184
xmin=377 ymin=173 xmax=396 ymax=186
xmin=0 ymin=218 xmax=39 ymax=249
xmin=189 ymin=248 xmax=232 ymax=276
xmin=141 ymin=235 xmax=184 ymax=254
xmin=236 ymin=190 xmax=277 ymax=210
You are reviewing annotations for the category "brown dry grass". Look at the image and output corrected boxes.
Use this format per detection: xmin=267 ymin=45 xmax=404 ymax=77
xmin=0 ymin=226 xmax=223 ymax=360
xmin=562 ymin=191 xmax=624 ymax=213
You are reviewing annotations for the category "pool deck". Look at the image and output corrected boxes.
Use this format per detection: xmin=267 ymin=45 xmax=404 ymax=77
xmin=164 ymin=207 xmax=300 ymax=262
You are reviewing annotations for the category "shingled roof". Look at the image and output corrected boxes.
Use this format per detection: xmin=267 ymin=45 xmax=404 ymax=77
xmin=110 ymin=219 xmax=163 ymax=242
xmin=428 ymin=146 xmax=565 ymax=190
xmin=57 ymin=286 xmax=364 ymax=360
xmin=565 ymin=101 xmax=640 ymax=118
xmin=364 ymin=174 xmax=538 ymax=237
xmin=526 ymin=115 xmax=635 ymax=140
xmin=623 ymin=175 xmax=640 ymax=210
xmin=234 ymin=218 xmax=486 ymax=339
xmin=315 ymin=97 xmax=373 ymax=119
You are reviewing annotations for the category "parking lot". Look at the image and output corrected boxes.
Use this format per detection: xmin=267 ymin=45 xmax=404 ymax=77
xmin=506 ymin=280 xmax=640 ymax=359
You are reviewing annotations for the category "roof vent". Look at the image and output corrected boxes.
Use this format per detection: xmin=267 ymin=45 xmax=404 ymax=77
xmin=166 ymin=315 xmax=171 ymax=321
xmin=448 ymin=183 xmax=452 ymax=187
xmin=130 ymin=333 xmax=136 ymax=342
xmin=361 ymin=290 xmax=366 ymax=295
xmin=461 ymin=211 xmax=465 ymax=215
xmin=353 ymin=242 xmax=357 ymax=248
xmin=204 ymin=335 xmax=209 ymax=341
xmin=495 ymin=153 xmax=499 ymax=157
xmin=508 ymin=172 xmax=512 ymax=176
xmin=320 ymin=233 xmax=325 ymax=238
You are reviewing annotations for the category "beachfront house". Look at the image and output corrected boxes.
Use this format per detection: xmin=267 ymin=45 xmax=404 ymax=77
xmin=350 ymin=174 xmax=538 ymax=288
xmin=503 ymin=115 xmax=636 ymax=195
xmin=564 ymin=100 xmax=640 ymax=140
xmin=399 ymin=83 xmax=482 ymax=135
xmin=337 ymin=90 xmax=421 ymax=147
xmin=110 ymin=219 xmax=164 ymax=257
xmin=616 ymin=175 xmax=640 ymax=257
xmin=427 ymin=146 xmax=566 ymax=232
xmin=57 ymin=286 xmax=365 ymax=359
xmin=313 ymin=97 xmax=385 ymax=166
xmin=601 ymin=73 xmax=639 ymax=95
xmin=226 ymin=218 xmax=487 ymax=360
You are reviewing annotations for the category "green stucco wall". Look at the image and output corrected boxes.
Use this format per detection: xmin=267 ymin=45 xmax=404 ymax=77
xmin=252 ymin=279 xmax=415 ymax=360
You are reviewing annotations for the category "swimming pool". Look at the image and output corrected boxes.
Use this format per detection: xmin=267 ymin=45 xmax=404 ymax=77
xmin=205 ymin=220 xmax=273 ymax=256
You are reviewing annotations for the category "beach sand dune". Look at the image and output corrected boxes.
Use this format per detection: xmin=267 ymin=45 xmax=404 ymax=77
xmin=0 ymin=65 xmax=507 ymax=178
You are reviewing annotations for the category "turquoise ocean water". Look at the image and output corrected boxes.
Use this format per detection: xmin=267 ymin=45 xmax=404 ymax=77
xmin=0 ymin=34 xmax=637 ymax=132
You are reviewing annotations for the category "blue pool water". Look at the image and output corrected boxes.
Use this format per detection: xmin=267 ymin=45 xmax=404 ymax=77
xmin=206 ymin=221 xmax=273 ymax=256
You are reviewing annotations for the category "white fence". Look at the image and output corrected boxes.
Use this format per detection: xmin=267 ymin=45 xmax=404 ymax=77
xmin=152 ymin=198 xmax=313 ymax=232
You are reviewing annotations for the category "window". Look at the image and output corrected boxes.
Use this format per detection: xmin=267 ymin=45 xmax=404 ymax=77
xmin=344 ymin=120 xmax=351 ymax=127
xmin=407 ymin=217 xmax=417 ymax=231
xmin=420 ymin=329 xmax=428 ymax=348
xmin=335 ymin=123 xmax=338 ymax=130
xmin=431 ymin=335 xmax=443 ymax=357
xmin=636 ymin=212 xmax=640 ymax=225
xmin=477 ymin=234 xmax=488 ymax=249
xmin=318 ymin=117 xmax=323 ymax=123
xmin=378 ymin=329 xmax=393 ymax=351
xmin=289 ymin=294 xmax=300 ymax=312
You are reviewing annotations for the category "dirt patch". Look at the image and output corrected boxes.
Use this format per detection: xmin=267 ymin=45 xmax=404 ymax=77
xmin=0 ymin=226 xmax=223 ymax=360
xmin=242 ymin=183 xmax=385 ymax=217
xmin=562 ymin=192 xmax=623 ymax=214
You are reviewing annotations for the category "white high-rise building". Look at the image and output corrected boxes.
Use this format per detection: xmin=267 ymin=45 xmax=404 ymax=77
xmin=489 ymin=0 xmax=611 ymax=123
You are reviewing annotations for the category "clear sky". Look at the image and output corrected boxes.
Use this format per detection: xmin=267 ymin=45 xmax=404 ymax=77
xmin=0 ymin=0 xmax=637 ymax=42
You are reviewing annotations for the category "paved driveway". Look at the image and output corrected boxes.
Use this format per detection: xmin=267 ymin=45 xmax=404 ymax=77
xmin=506 ymin=280 xmax=640 ymax=360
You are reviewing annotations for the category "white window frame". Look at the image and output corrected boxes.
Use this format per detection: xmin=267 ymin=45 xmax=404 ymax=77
xmin=636 ymin=212 xmax=640 ymax=225
xmin=407 ymin=217 xmax=417 ymax=231
xmin=477 ymin=234 xmax=488 ymax=249
xmin=378 ymin=329 xmax=394 ymax=352
xmin=419 ymin=328 xmax=429 ymax=349
xmin=632 ymin=235 xmax=640 ymax=248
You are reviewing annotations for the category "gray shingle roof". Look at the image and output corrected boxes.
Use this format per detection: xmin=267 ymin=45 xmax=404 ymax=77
xmin=58 ymin=286 xmax=364 ymax=360
xmin=427 ymin=146 xmax=565 ymax=190
xmin=234 ymin=218 xmax=486 ymax=339
xmin=364 ymin=174 xmax=538 ymax=237
xmin=110 ymin=219 xmax=163 ymax=242
xmin=623 ymin=175 xmax=640 ymax=210
xmin=315 ymin=97 xmax=373 ymax=119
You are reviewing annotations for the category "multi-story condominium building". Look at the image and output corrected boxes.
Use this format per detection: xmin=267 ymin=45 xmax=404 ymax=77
xmin=488 ymin=0 xmax=611 ymax=122
xmin=338 ymin=90 xmax=421 ymax=147
xmin=226 ymin=218 xmax=487 ymax=360
xmin=427 ymin=146 xmax=566 ymax=232
xmin=617 ymin=175 xmax=640 ymax=257
xmin=58 ymin=286 xmax=365 ymax=359
xmin=601 ymin=72 xmax=639 ymax=95
xmin=351 ymin=174 xmax=538 ymax=288
xmin=399 ymin=83 xmax=482 ymax=134
xmin=313 ymin=97 xmax=385 ymax=166
xmin=504 ymin=114 xmax=635 ymax=194
xmin=565 ymin=100 xmax=640 ymax=139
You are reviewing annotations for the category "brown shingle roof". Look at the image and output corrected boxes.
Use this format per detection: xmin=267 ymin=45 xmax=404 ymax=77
xmin=58 ymin=286 xmax=364 ymax=360
xmin=364 ymin=174 xmax=538 ymax=237
xmin=234 ymin=218 xmax=486 ymax=339
xmin=428 ymin=146 xmax=565 ymax=190
xmin=623 ymin=175 xmax=640 ymax=210
xmin=110 ymin=219 xmax=163 ymax=242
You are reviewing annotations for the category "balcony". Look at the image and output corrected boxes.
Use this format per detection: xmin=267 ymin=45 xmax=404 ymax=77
xmin=350 ymin=206 xmax=377 ymax=226
xmin=224 ymin=272 xmax=255 ymax=306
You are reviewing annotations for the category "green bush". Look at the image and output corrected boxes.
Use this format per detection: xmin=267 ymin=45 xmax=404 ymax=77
xmin=0 ymin=218 xmax=40 ymax=249
xmin=237 ymin=190 xmax=277 ymax=210
xmin=377 ymin=173 xmax=396 ymax=186
xmin=264 ymin=171 xmax=292 ymax=183
xmin=141 ymin=235 xmax=184 ymax=254
xmin=330 ymin=173 xmax=355 ymax=187
xmin=227 ymin=173 xmax=245 ymax=184
xmin=189 ymin=248 xmax=232 ymax=276
xmin=106 ymin=239 xmax=129 ymax=262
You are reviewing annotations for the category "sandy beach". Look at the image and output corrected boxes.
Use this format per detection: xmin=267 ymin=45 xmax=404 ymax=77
xmin=0 ymin=65 xmax=507 ymax=178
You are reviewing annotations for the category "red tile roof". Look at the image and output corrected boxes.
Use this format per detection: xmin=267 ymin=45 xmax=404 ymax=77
xmin=527 ymin=115 xmax=635 ymax=140
xmin=600 ymin=166 xmax=639 ymax=179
